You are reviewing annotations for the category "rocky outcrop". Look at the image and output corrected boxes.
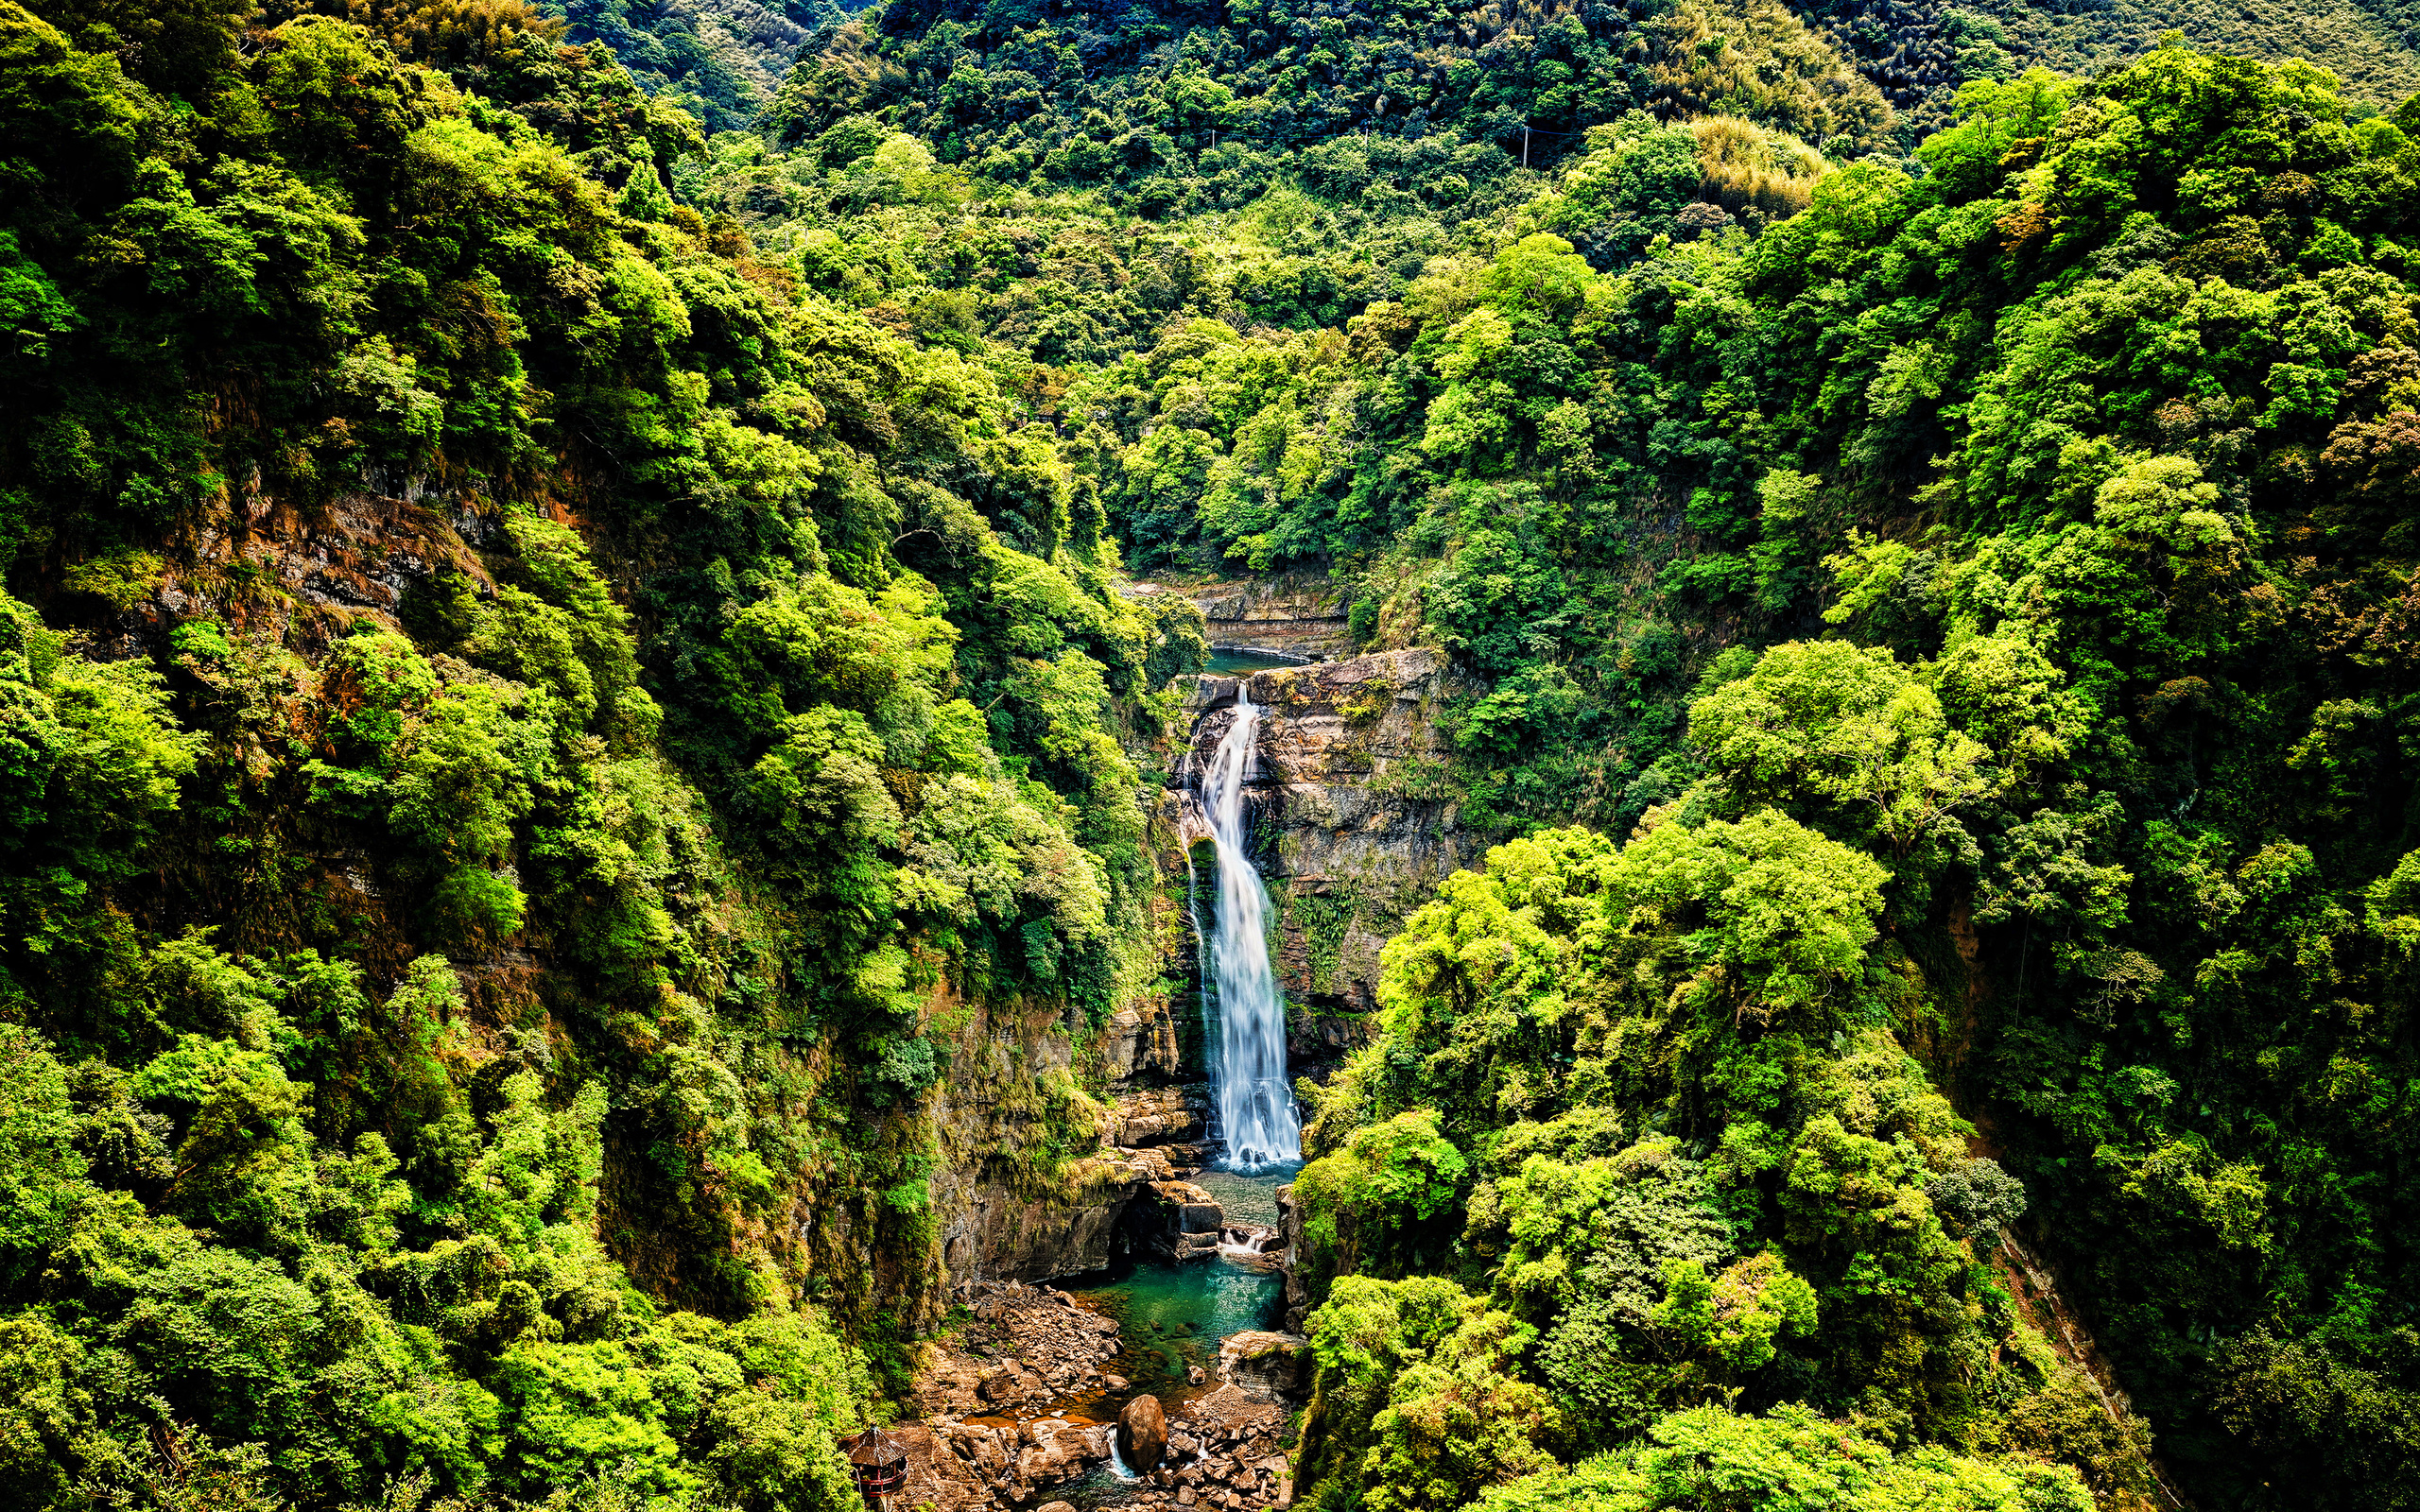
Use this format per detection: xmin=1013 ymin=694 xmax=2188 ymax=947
xmin=1218 ymin=1331 xmax=1312 ymax=1400
xmin=919 ymin=927 xmax=1217 ymax=1283
xmin=918 ymin=1417 xmax=1117 ymax=1510
xmin=1101 ymin=999 xmax=1183 ymax=1081
xmin=1275 ymin=1184 xmax=1313 ymax=1333
xmin=916 ymin=1383 xmax=1293 ymax=1512
xmin=1109 ymin=1088 xmax=1204 ymax=1148
xmin=1127 ymin=1180 xmax=1225 ymax=1263
xmin=1236 ymin=648 xmax=1489 ymax=902
xmin=1126 ymin=569 xmax=1353 ymax=661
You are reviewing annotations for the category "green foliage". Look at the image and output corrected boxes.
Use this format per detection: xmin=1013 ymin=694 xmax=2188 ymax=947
xmin=0 ymin=6 xmax=1208 ymax=1506
xmin=1292 ymin=1108 xmax=1470 ymax=1280
xmin=1471 ymin=1403 xmax=2095 ymax=1512
xmin=1297 ymin=1276 xmax=1556 ymax=1512
xmin=1289 ymin=821 xmax=2135 ymax=1499
xmin=10 ymin=0 xmax=2420 ymax=1502
xmin=1236 ymin=39 xmax=2420 ymax=1507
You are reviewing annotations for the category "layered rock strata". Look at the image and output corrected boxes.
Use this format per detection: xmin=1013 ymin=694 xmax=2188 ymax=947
xmin=927 ymin=986 xmax=1213 ymax=1283
xmin=1123 ymin=570 xmax=1353 ymax=661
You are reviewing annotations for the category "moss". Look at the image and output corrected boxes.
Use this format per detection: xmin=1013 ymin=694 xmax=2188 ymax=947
xmin=1368 ymin=753 xmax=1463 ymax=802
xmin=60 ymin=549 xmax=165 ymax=609
xmin=1338 ymin=679 xmax=1392 ymax=728
xmin=1288 ymin=891 xmax=1357 ymax=996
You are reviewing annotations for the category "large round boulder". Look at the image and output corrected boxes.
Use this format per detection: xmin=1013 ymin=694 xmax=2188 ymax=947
xmin=1116 ymin=1393 xmax=1167 ymax=1470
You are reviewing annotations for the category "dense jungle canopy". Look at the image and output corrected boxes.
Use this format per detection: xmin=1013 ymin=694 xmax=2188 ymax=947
xmin=6 ymin=0 xmax=2420 ymax=1507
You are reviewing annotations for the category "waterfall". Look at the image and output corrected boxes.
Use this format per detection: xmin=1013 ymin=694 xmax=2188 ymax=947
xmin=1195 ymin=693 xmax=1303 ymax=1172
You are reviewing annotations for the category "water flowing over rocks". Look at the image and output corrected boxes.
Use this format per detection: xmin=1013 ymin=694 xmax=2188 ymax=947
xmin=1174 ymin=647 xmax=1489 ymax=1078
xmin=908 ymin=1280 xmax=1299 ymax=1511
xmin=1190 ymin=692 xmax=1304 ymax=1170
xmin=1110 ymin=1384 xmax=1293 ymax=1511
xmin=893 ymin=624 xmax=1497 ymax=1512
xmin=1117 ymin=1393 xmax=1168 ymax=1469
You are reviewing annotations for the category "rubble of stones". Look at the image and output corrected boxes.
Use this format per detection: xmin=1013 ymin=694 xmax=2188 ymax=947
xmin=899 ymin=1275 xmax=1308 ymax=1511
xmin=1105 ymin=1383 xmax=1293 ymax=1511
xmin=919 ymin=1280 xmax=1130 ymax=1418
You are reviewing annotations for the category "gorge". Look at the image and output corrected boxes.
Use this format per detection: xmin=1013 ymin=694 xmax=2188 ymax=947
xmin=8 ymin=4 xmax=2420 ymax=1507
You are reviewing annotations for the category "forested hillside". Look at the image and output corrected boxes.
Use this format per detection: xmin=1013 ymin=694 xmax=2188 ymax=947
xmin=9 ymin=0 xmax=2420 ymax=1508
xmin=1 ymin=0 xmax=1198 ymax=1503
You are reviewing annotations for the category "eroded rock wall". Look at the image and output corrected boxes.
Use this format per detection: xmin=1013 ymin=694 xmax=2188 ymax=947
xmin=926 ymin=983 xmax=1213 ymax=1283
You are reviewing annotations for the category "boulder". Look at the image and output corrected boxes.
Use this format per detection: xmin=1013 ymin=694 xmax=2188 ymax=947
xmin=1118 ymin=1393 xmax=1168 ymax=1470
xmin=1134 ymin=1181 xmax=1228 ymax=1261
xmin=1219 ymin=1331 xmax=1313 ymax=1400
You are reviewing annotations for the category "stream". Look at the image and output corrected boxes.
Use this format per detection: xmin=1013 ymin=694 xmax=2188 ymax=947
xmin=1039 ymin=1166 xmax=1295 ymax=1508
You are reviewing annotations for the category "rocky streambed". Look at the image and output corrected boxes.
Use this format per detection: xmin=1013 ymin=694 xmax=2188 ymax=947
xmin=898 ymin=1169 xmax=1312 ymax=1511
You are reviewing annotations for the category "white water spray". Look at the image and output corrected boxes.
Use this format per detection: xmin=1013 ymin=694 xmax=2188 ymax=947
xmin=1194 ymin=694 xmax=1302 ymax=1171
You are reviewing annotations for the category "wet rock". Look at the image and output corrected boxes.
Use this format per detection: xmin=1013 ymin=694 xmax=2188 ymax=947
xmin=1218 ymin=1331 xmax=1312 ymax=1400
xmin=1118 ymin=1394 xmax=1168 ymax=1470
xmin=1037 ymin=1503 xmax=1078 ymax=1512
xmin=1178 ymin=1200 xmax=1223 ymax=1231
xmin=928 ymin=989 xmax=1194 ymax=1286
xmin=1170 ymin=649 xmax=1488 ymax=1057
xmin=1275 ymin=1185 xmax=1311 ymax=1334
xmin=1134 ymin=1181 xmax=1226 ymax=1262
xmin=1182 ymin=569 xmax=1353 ymax=662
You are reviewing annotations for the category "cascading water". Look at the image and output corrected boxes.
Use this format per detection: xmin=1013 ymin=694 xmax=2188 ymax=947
xmin=1193 ymin=694 xmax=1303 ymax=1172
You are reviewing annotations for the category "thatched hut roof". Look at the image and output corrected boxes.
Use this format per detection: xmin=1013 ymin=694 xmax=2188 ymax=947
xmin=841 ymin=1425 xmax=908 ymax=1469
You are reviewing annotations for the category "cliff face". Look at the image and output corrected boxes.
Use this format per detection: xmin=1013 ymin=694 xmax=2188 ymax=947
xmin=1174 ymin=648 xmax=1490 ymax=1073
xmin=924 ymin=981 xmax=1214 ymax=1283
xmin=1129 ymin=570 xmax=1355 ymax=661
